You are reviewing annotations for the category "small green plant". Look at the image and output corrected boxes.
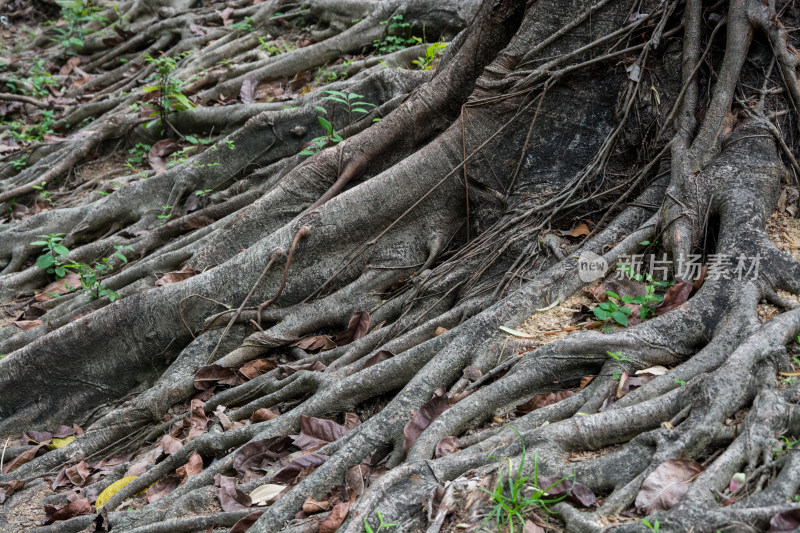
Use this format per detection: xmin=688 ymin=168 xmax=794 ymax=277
xmin=412 ymin=41 xmax=447 ymax=70
xmin=481 ymin=429 xmax=569 ymax=532
xmin=143 ymin=53 xmax=195 ymax=133
xmin=31 ymin=181 xmax=53 ymax=204
xmin=31 ymin=233 xmax=71 ymax=278
xmin=642 ymin=519 xmax=660 ymax=532
xmin=225 ymin=139 xmax=236 ymax=150
xmin=374 ymin=14 xmax=416 ymax=53
xmin=674 ymin=378 xmax=686 ymax=386
xmin=11 ymin=157 xmax=27 ymax=170
xmin=363 ymin=511 xmax=398 ymax=533
xmin=50 ymin=0 xmax=107 ymax=51
xmin=157 ymin=205 xmax=173 ymax=223
xmin=73 ymin=246 xmax=131 ymax=302
xmin=195 ymin=189 xmax=213 ymax=196
xmin=592 ymin=268 xmax=667 ymax=327
xmin=299 ymin=91 xmax=376 ymax=156
xmin=230 ymin=16 xmax=254 ymax=31
xmin=607 ymin=351 xmax=632 ymax=362
xmin=773 ymin=434 xmax=798 ymax=460
xmin=3 ymin=110 xmax=56 ymax=143
xmin=256 ymin=36 xmax=296 ymax=56
xmin=125 ymin=142 xmax=151 ymax=171
xmin=314 ymin=67 xmax=347 ymax=85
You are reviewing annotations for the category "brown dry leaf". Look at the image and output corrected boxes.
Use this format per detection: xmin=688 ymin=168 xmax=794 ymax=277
xmin=319 ymin=501 xmax=350 ymax=533
xmin=219 ymin=6 xmax=234 ymax=25
xmin=336 ymin=311 xmax=370 ymax=346
xmin=35 ymin=272 xmax=81 ymax=301
xmin=344 ymin=412 xmax=360 ymax=429
xmin=635 ymin=459 xmax=703 ymax=513
xmin=240 ymin=77 xmax=258 ymax=104
xmin=65 ymin=461 xmax=96 ymax=487
xmin=176 ymin=451 xmax=203 ymax=482
xmin=403 ymin=391 xmax=449 ymax=456
xmin=524 ymin=519 xmax=546 ymax=533
xmin=13 ymin=319 xmax=42 ymax=330
xmin=2 ymin=444 xmax=44 ymax=473
xmin=0 ymin=480 xmax=24 ymax=504
xmin=146 ymin=475 xmax=181 ymax=503
xmin=233 ymin=436 xmax=295 ymax=476
xmin=291 ymin=335 xmax=335 ymax=351
xmin=23 ymin=430 xmax=53 ymax=444
xmin=238 ymin=358 xmax=278 ymax=380
xmin=272 ymin=453 xmax=327 ymax=485
xmin=303 ymin=497 xmax=331 ymax=514
xmin=189 ymin=23 xmax=207 ymax=36
xmin=230 ymin=510 xmax=265 ymax=533
xmin=434 ymin=326 xmax=448 ymax=336
xmin=155 ymin=265 xmax=199 ymax=286
xmin=148 ymin=139 xmax=182 ymax=173
xmin=516 ymin=390 xmax=575 ymax=414
xmin=299 ymin=415 xmax=351 ymax=444
xmin=251 ymin=408 xmax=280 ymax=422
xmin=58 ymin=56 xmax=80 ymax=76
xmin=193 ymin=364 xmax=240 ymax=390
xmin=363 ymin=350 xmax=393 ymax=368
xmin=538 ymin=476 xmax=596 ymax=507
xmin=561 ymin=222 xmax=590 ymax=238
xmin=656 ymin=280 xmax=693 ymax=316
xmin=43 ymin=497 xmax=92 ymax=524
xmin=345 ymin=464 xmax=371 ymax=497
xmin=434 ymin=436 xmax=461 ymax=458
xmin=216 ymin=474 xmax=252 ymax=511
xmin=160 ymin=434 xmax=182 ymax=454
xmin=769 ymin=509 xmax=800 ymax=532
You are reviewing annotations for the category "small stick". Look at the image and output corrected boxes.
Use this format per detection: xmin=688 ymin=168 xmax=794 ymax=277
xmin=256 ymin=225 xmax=311 ymax=327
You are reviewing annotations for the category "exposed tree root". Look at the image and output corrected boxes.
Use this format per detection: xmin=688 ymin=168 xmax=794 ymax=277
xmin=4 ymin=0 xmax=800 ymax=531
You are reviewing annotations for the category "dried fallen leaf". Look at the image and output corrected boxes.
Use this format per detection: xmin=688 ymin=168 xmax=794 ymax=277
xmin=250 ymin=484 xmax=285 ymax=506
xmin=768 ymin=508 xmax=800 ymax=532
xmin=403 ymin=391 xmax=449 ymax=456
xmin=43 ymin=497 xmax=92 ymax=524
xmin=215 ymin=474 xmax=252 ymax=511
xmin=336 ymin=311 xmax=370 ymax=346
xmin=251 ymin=408 xmax=280 ymax=422
xmin=561 ymin=222 xmax=590 ymax=238
xmin=146 ymin=475 xmax=181 ymax=503
xmin=13 ymin=320 xmax=42 ymax=330
xmin=302 ymin=496 xmax=331 ymax=514
xmin=176 ymin=451 xmax=203 ymax=481
xmin=299 ymin=415 xmax=351 ymax=444
xmin=538 ymin=476 xmax=596 ymax=507
xmin=319 ymin=501 xmax=350 ymax=533
xmin=434 ymin=436 xmax=461 ymax=458
xmin=516 ymin=390 xmax=574 ymax=414
xmin=272 ymin=453 xmax=327 ymax=485
xmin=240 ymin=77 xmax=258 ymax=104
xmin=636 ymin=365 xmax=669 ymax=376
xmin=656 ymin=280 xmax=693 ymax=315
xmin=635 ymin=459 xmax=703 ymax=513
xmin=95 ymin=477 xmax=137 ymax=509
xmin=230 ymin=510 xmax=265 ymax=533
xmin=2 ymin=444 xmax=44 ymax=473
xmin=35 ymin=272 xmax=80 ymax=301
xmin=148 ymin=139 xmax=181 ymax=173
xmin=155 ymin=265 xmax=199 ymax=286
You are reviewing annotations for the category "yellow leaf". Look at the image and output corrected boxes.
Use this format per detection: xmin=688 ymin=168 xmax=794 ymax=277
xmin=46 ymin=436 xmax=76 ymax=450
xmin=95 ymin=477 xmax=137 ymax=509
xmin=300 ymin=84 xmax=312 ymax=95
xmin=779 ymin=370 xmax=800 ymax=377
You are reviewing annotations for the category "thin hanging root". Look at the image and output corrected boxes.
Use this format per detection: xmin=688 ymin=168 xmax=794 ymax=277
xmin=256 ymin=226 xmax=310 ymax=327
